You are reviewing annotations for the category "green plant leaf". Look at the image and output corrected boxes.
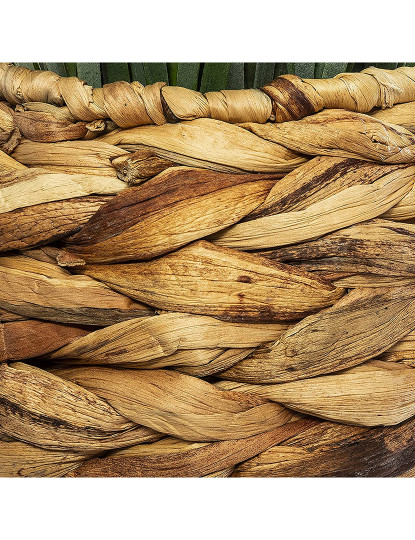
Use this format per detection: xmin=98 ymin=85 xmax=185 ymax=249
xmin=226 ymin=63 xmax=244 ymax=89
xmin=321 ymin=63 xmax=348 ymax=78
xmin=200 ymin=63 xmax=231 ymax=92
xmin=65 ymin=63 xmax=77 ymax=77
xmin=76 ymin=63 xmax=101 ymax=87
xmin=243 ymin=63 xmax=257 ymax=89
xmin=143 ymin=63 xmax=169 ymax=85
xmin=273 ymin=63 xmax=288 ymax=78
xmin=15 ymin=63 xmax=37 ymax=70
xmin=101 ymin=63 xmax=130 ymax=84
xmin=375 ymin=63 xmax=398 ymax=70
xmin=176 ymin=63 xmax=200 ymax=90
xmin=130 ymin=63 xmax=146 ymax=84
xmin=285 ymin=63 xmax=296 ymax=74
xmin=167 ymin=63 xmax=178 ymax=86
xmin=294 ymin=63 xmax=315 ymax=78
xmin=253 ymin=63 xmax=276 ymax=88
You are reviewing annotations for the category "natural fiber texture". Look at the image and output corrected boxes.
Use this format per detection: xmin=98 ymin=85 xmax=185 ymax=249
xmin=4 ymin=63 xmax=415 ymax=477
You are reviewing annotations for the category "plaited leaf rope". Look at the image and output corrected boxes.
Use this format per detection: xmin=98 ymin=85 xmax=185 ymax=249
xmin=2 ymin=63 xmax=415 ymax=477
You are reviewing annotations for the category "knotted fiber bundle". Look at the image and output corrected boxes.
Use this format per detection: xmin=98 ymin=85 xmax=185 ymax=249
xmin=4 ymin=63 xmax=415 ymax=477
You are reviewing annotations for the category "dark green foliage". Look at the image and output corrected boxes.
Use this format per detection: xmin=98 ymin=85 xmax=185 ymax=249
xmin=143 ymin=63 xmax=169 ymax=85
xmin=76 ymin=63 xmax=101 ymax=87
xmin=101 ymin=63 xmax=131 ymax=84
xmin=199 ymin=63 xmax=231 ymax=92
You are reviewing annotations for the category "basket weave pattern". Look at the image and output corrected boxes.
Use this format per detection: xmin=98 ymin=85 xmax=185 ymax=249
xmin=2 ymin=63 xmax=415 ymax=477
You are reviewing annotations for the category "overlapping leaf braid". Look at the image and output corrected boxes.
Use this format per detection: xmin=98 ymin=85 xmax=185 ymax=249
xmin=3 ymin=63 xmax=415 ymax=477
xmin=2 ymin=63 xmax=415 ymax=126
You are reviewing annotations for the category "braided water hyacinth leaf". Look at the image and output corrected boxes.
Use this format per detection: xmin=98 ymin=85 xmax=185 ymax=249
xmin=261 ymin=67 xmax=415 ymax=122
xmin=67 ymin=419 xmax=312 ymax=478
xmin=48 ymin=312 xmax=289 ymax=367
xmin=0 ymin=101 xmax=20 ymax=153
xmin=4 ymin=64 xmax=415 ymax=128
xmin=0 ymin=255 xmax=152 ymax=325
xmin=246 ymin=156 xmax=402 ymax=220
xmin=12 ymin=139 xmax=126 ymax=177
xmin=218 ymin=361 xmax=415 ymax=426
xmin=0 ymin=195 xmax=112 ymax=252
xmin=13 ymin=108 xmax=88 ymax=142
xmin=380 ymin=330 xmax=415 ymax=363
xmin=53 ymin=366 xmax=294 ymax=441
xmin=0 ymin=319 xmax=89 ymax=362
xmin=111 ymin=149 xmax=176 ymax=184
xmin=219 ymin=286 xmax=415 ymax=383
xmin=0 ymin=439 xmax=93 ymax=478
xmin=4 ymin=63 xmax=415 ymax=477
xmin=76 ymin=240 xmax=344 ymax=322
xmin=371 ymin=101 xmax=415 ymax=132
xmin=232 ymin=416 xmax=415 ymax=477
xmin=99 ymin=118 xmax=307 ymax=173
xmin=240 ymin=110 xmax=415 ymax=163
xmin=211 ymin=164 xmax=415 ymax=250
xmin=382 ymin=180 xmax=415 ymax=220
xmin=0 ymin=167 xmax=125 ymax=214
xmin=0 ymin=147 xmax=26 ymax=171
xmin=59 ymin=167 xmax=281 ymax=264
xmin=259 ymin=219 xmax=415 ymax=278
xmin=0 ymin=362 xmax=160 ymax=451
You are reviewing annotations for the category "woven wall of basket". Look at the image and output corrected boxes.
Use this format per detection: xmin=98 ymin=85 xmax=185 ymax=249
xmin=3 ymin=62 xmax=415 ymax=477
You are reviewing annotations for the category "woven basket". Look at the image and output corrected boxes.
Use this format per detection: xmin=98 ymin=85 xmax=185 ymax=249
xmin=2 ymin=62 xmax=415 ymax=477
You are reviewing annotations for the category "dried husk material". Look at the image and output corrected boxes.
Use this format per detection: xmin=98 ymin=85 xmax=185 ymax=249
xmin=0 ymin=64 xmax=63 ymax=106
xmin=161 ymin=86 xmax=272 ymax=124
xmin=0 ymin=101 xmax=19 ymax=153
xmin=0 ymin=167 xmax=126 ymax=214
xmin=0 ymin=309 xmax=27 ymax=322
xmin=18 ymin=245 xmax=62 ymax=265
xmin=232 ymin=416 xmax=415 ymax=477
xmin=0 ymin=439 xmax=93 ymax=478
xmin=211 ymin=164 xmax=415 ymax=250
xmin=13 ymin=109 xmax=88 ymax=142
xmin=0 ymin=195 xmax=111 ymax=252
xmin=67 ymin=419 xmax=312 ymax=478
xmin=240 ymin=110 xmax=415 ymax=163
xmin=0 ymin=255 xmax=152 ymax=325
xmin=246 ymin=156 xmax=402 ymax=221
xmin=53 ymin=366 xmax=294 ymax=441
xmin=48 ymin=312 xmax=289 ymax=366
xmin=58 ymin=77 xmax=107 ymax=121
xmin=0 ymin=147 xmax=26 ymax=171
xmin=259 ymin=219 xmax=415 ymax=278
xmin=220 ymin=286 xmax=415 ymax=383
xmin=76 ymin=240 xmax=344 ymax=323
xmin=99 ymin=118 xmax=306 ymax=173
xmin=17 ymin=101 xmax=76 ymax=122
xmin=331 ymin=274 xmax=415 ymax=289
xmin=167 ymin=348 xmax=256 ymax=377
xmin=217 ymin=361 xmax=415 ymax=426
xmin=0 ymin=362 xmax=160 ymax=451
xmin=381 ymin=181 xmax=415 ymax=220
xmin=371 ymin=101 xmax=415 ymax=132
xmin=261 ymin=67 xmax=415 ymax=122
xmin=12 ymin=139 xmax=126 ymax=178
xmin=380 ymin=330 xmax=415 ymax=363
xmin=0 ymin=319 xmax=90 ymax=362
xmin=111 ymin=149 xmax=176 ymax=184
xmin=60 ymin=167 xmax=280 ymax=264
